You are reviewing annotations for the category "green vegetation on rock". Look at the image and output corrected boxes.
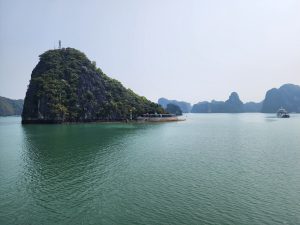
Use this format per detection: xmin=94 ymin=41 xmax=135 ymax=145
xmin=22 ymin=48 xmax=164 ymax=123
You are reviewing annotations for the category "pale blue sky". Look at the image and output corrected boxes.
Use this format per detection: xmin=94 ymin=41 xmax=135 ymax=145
xmin=1 ymin=0 xmax=300 ymax=103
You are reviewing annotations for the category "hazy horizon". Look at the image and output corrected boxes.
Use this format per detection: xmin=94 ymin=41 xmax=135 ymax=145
xmin=1 ymin=0 xmax=300 ymax=104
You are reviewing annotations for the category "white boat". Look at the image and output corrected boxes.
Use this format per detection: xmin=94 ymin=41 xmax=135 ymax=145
xmin=276 ymin=107 xmax=290 ymax=118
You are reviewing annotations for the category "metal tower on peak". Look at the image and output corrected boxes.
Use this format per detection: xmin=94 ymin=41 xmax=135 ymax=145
xmin=59 ymin=40 xmax=61 ymax=49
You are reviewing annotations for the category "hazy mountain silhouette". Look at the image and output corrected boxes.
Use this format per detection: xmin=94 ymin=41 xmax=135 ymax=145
xmin=261 ymin=84 xmax=300 ymax=113
xmin=158 ymin=98 xmax=192 ymax=113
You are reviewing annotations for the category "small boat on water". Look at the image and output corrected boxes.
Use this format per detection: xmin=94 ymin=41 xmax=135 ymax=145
xmin=137 ymin=113 xmax=185 ymax=122
xmin=277 ymin=107 xmax=290 ymax=118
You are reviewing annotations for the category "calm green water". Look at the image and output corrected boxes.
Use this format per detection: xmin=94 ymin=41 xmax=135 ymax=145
xmin=0 ymin=114 xmax=300 ymax=225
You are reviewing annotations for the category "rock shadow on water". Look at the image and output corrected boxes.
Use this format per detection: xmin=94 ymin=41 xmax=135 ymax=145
xmin=18 ymin=123 xmax=146 ymax=224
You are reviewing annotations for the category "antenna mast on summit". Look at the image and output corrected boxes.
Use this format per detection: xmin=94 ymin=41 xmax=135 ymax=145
xmin=59 ymin=40 xmax=61 ymax=49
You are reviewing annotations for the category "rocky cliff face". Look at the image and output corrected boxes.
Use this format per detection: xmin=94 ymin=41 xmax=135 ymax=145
xmin=261 ymin=84 xmax=300 ymax=113
xmin=22 ymin=48 xmax=164 ymax=123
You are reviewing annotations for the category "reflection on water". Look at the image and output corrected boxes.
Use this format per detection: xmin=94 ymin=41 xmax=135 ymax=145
xmin=21 ymin=123 xmax=135 ymax=181
xmin=19 ymin=123 xmax=153 ymax=224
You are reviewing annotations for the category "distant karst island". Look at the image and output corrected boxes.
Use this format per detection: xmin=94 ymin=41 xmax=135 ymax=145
xmin=261 ymin=84 xmax=300 ymax=113
xmin=158 ymin=98 xmax=192 ymax=113
xmin=1 ymin=47 xmax=300 ymax=119
xmin=159 ymin=84 xmax=300 ymax=113
xmin=21 ymin=48 xmax=165 ymax=123
xmin=0 ymin=96 xmax=23 ymax=116
xmin=165 ymin=103 xmax=183 ymax=116
xmin=191 ymin=92 xmax=261 ymax=113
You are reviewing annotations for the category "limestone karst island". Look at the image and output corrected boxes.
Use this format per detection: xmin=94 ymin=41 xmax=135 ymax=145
xmin=22 ymin=48 xmax=166 ymax=123
xmin=1 ymin=1 xmax=300 ymax=225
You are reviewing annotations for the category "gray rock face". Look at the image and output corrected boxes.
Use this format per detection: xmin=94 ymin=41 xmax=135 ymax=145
xmin=261 ymin=84 xmax=300 ymax=113
xmin=224 ymin=92 xmax=244 ymax=113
